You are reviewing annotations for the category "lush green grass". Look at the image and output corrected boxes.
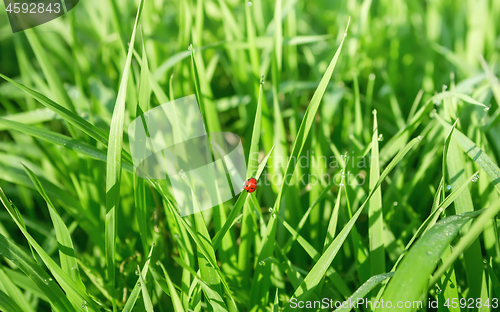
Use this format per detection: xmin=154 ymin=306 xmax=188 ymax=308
xmin=1 ymin=0 xmax=500 ymax=311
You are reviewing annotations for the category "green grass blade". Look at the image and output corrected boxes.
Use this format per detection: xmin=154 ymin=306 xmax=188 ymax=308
xmin=0 ymin=73 xmax=108 ymax=145
xmin=369 ymin=110 xmax=385 ymax=281
xmin=212 ymin=145 xmax=275 ymax=251
xmin=104 ymin=0 xmax=144 ymax=305
xmin=0 ymin=266 xmax=35 ymax=312
xmin=379 ymin=211 xmax=482 ymax=311
xmin=0 ymin=188 xmax=100 ymax=312
xmin=137 ymin=265 xmax=154 ymax=312
xmin=333 ymin=273 xmax=394 ymax=312
xmin=250 ymin=19 xmax=350 ymax=309
xmin=22 ymin=165 xmax=86 ymax=292
xmin=282 ymin=137 xmax=421 ymax=310
xmin=0 ymin=288 xmax=24 ymax=312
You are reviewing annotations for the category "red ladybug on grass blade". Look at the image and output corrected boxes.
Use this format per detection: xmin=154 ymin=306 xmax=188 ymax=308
xmin=244 ymin=177 xmax=258 ymax=193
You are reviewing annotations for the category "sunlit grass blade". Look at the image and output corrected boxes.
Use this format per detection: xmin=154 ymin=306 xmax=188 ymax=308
xmin=333 ymin=273 xmax=394 ymax=312
xmin=0 ymin=266 xmax=36 ymax=312
xmin=137 ymin=265 xmax=154 ymax=312
xmin=368 ymin=110 xmax=384 ymax=283
xmin=251 ymin=18 xmax=351 ymax=310
xmin=0 ymin=187 xmax=100 ymax=312
xmin=22 ymin=164 xmax=86 ymax=292
xmin=212 ymin=145 xmax=275 ymax=251
xmin=0 ymin=73 xmax=108 ymax=145
xmin=104 ymin=0 xmax=144 ymax=307
xmin=282 ymin=137 xmax=421 ymax=310
xmin=379 ymin=211 xmax=482 ymax=311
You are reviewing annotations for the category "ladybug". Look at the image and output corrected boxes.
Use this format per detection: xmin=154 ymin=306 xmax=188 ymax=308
xmin=243 ymin=177 xmax=258 ymax=193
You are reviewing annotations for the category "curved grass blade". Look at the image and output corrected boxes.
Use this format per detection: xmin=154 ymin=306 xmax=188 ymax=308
xmin=0 ymin=108 xmax=56 ymax=131
xmin=0 ymin=289 xmax=24 ymax=312
xmin=104 ymin=0 xmax=144 ymax=304
xmin=333 ymin=273 xmax=394 ymax=312
xmin=282 ymin=136 xmax=421 ymax=311
xmin=0 ymin=73 xmax=108 ymax=145
xmin=0 ymin=188 xmax=100 ymax=312
xmin=22 ymin=165 xmax=86 ymax=292
xmin=378 ymin=211 xmax=482 ymax=311
xmin=251 ymin=19 xmax=350 ymax=309
xmin=429 ymin=115 xmax=500 ymax=286
xmin=137 ymin=265 xmax=154 ymax=312
xmin=0 ymin=267 xmax=36 ymax=312
xmin=150 ymin=263 xmax=185 ymax=312
xmin=212 ymin=144 xmax=275 ymax=251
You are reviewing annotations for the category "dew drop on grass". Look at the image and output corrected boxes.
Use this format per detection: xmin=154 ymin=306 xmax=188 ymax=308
xmin=372 ymin=109 xmax=377 ymax=115
xmin=393 ymin=201 xmax=398 ymax=206
xmin=188 ymin=44 xmax=192 ymax=51
xmin=247 ymin=1 xmax=252 ymax=6
xmin=418 ymin=135 xmax=423 ymax=140
xmin=135 ymin=269 xmax=140 ymax=275
xmin=436 ymin=288 xmax=442 ymax=294
xmin=260 ymin=74 xmax=265 ymax=84
xmin=484 ymin=106 xmax=490 ymax=112
xmin=483 ymin=259 xmax=488 ymax=264
xmin=446 ymin=185 xmax=452 ymax=191
xmin=472 ymin=174 xmax=479 ymax=183
xmin=369 ymin=73 xmax=375 ymax=80
xmin=378 ymin=134 xmax=384 ymax=141
xmin=259 ymin=261 xmax=265 ymax=266
xmin=156 ymin=260 xmax=161 ymax=266
xmin=442 ymin=85 xmax=448 ymax=90
xmin=272 ymin=213 xmax=276 ymax=218
xmin=81 ymin=301 xmax=87 ymax=308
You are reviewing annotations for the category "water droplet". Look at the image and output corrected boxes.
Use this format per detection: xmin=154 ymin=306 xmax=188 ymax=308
xmin=484 ymin=106 xmax=490 ymax=112
xmin=81 ymin=301 xmax=87 ymax=308
xmin=341 ymin=169 xmax=345 ymax=177
xmin=247 ymin=1 xmax=252 ymax=6
xmin=372 ymin=109 xmax=377 ymax=115
xmin=137 ymin=282 xmax=141 ymax=286
xmin=426 ymin=251 xmax=433 ymax=255
xmin=174 ymin=233 xmax=179 ymax=238
xmin=340 ymin=183 xmax=344 ymax=187
xmin=450 ymin=283 xmax=455 ymax=288
xmin=434 ymin=100 xmax=440 ymax=105
xmin=418 ymin=135 xmax=423 ymax=140
xmin=483 ymin=259 xmax=488 ymax=264
xmin=343 ymin=32 xmax=347 ymax=38
xmin=446 ymin=185 xmax=452 ymax=191
xmin=259 ymin=261 xmax=265 ymax=266
xmin=436 ymin=288 xmax=442 ymax=294
xmin=272 ymin=213 xmax=276 ymax=218
xmin=268 ymin=207 xmax=273 ymax=213
xmin=135 ymin=269 xmax=140 ymax=275
xmin=378 ymin=134 xmax=384 ymax=142
xmin=343 ymin=152 xmax=348 ymax=158
xmin=369 ymin=73 xmax=375 ymax=80
xmin=260 ymin=74 xmax=265 ymax=84
xmin=393 ymin=201 xmax=398 ymax=206
xmin=156 ymin=260 xmax=161 ymax=266
xmin=43 ymin=279 xmax=49 ymax=284
xmin=472 ymin=174 xmax=479 ymax=183
xmin=188 ymin=44 xmax=192 ymax=51
xmin=442 ymin=85 xmax=448 ymax=90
